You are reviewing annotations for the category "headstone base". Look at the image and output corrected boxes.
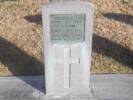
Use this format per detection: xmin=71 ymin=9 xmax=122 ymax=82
xmin=44 ymin=88 xmax=94 ymax=100
xmin=44 ymin=95 xmax=96 ymax=100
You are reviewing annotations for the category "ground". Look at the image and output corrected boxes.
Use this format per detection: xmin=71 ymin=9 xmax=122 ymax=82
xmin=0 ymin=75 xmax=133 ymax=100
xmin=0 ymin=0 xmax=132 ymax=76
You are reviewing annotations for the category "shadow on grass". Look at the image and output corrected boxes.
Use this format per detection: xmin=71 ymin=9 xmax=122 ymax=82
xmin=24 ymin=14 xmax=133 ymax=69
xmin=103 ymin=13 xmax=133 ymax=25
xmin=92 ymin=34 xmax=133 ymax=69
xmin=0 ymin=37 xmax=45 ymax=93
xmin=25 ymin=15 xmax=42 ymax=25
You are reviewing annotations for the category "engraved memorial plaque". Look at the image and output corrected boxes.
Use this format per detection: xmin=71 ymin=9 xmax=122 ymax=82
xmin=50 ymin=14 xmax=85 ymax=43
xmin=43 ymin=1 xmax=94 ymax=96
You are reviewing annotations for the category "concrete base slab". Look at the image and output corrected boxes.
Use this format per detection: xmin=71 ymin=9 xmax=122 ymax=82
xmin=43 ymin=94 xmax=98 ymax=100
xmin=91 ymin=74 xmax=133 ymax=100
xmin=43 ymin=94 xmax=96 ymax=100
xmin=0 ymin=76 xmax=44 ymax=100
xmin=0 ymin=74 xmax=132 ymax=100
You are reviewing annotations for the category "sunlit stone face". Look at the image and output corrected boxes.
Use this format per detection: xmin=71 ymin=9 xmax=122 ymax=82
xmin=50 ymin=14 xmax=85 ymax=43
xmin=43 ymin=1 xmax=94 ymax=95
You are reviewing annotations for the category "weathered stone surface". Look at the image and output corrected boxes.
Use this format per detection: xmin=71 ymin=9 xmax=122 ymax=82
xmin=42 ymin=1 xmax=94 ymax=96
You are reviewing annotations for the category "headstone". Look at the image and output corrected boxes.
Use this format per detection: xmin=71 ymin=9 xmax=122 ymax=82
xmin=42 ymin=0 xmax=94 ymax=99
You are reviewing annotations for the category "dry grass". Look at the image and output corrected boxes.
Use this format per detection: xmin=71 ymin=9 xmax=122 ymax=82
xmin=0 ymin=0 xmax=44 ymax=76
xmin=0 ymin=0 xmax=132 ymax=76
xmin=92 ymin=0 xmax=133 ymax=73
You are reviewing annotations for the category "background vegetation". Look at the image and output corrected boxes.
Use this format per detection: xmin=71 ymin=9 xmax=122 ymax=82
xmin=0 ymin=0 xmax=132 ymax=76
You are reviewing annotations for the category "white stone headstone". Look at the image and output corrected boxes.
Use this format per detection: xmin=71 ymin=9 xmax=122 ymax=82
xmin=42 ymin=0 xmax=94 ymax=98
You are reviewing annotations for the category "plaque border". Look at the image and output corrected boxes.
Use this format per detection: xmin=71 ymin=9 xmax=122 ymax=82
xmin=50 ymin=14 xmax=86 ymax=44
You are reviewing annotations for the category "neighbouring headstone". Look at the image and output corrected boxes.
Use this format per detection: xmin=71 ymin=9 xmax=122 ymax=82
xmin=42 ymin=0 xmax=94 ymax=99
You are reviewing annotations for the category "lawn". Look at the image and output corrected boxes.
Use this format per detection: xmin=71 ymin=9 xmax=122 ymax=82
xmin=0 ymin=0 xmax=132 ymax=76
